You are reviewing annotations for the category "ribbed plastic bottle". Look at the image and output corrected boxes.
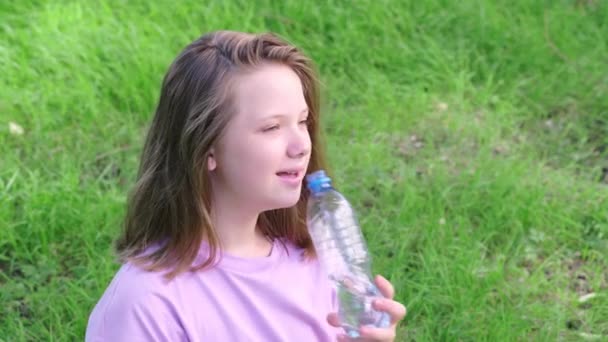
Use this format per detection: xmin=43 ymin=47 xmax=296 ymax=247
xmin=306 ymin=170 xmax=390 ymax=338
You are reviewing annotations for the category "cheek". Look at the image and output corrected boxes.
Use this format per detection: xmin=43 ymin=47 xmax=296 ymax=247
xmin=306 ymin=133 xmax=312 ymax=155
xmin=251 ymin=142 xmax=283 ymax=170
xmin=229 ymin=139 xmax=281 ymax=176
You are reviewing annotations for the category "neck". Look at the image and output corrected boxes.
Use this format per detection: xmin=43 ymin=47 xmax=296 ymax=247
xmin=209 ymin=192 xmax=273 ymax=258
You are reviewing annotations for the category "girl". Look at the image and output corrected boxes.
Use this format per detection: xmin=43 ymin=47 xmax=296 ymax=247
xmin=86 ymin=30 xmax=406 ymax=341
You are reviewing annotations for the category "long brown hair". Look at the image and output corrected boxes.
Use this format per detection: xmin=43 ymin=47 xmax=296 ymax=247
xmin=115 ymin=31 xmax=329 ymax=279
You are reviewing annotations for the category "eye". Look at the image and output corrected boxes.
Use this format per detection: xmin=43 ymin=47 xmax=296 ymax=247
xmin=299 ymin=117 xmax=309 ymax=125
xmin=262 ymin=124 xmax=279 ymax=132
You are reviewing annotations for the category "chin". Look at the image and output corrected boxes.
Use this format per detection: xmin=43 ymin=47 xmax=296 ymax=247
xmin=265 ymin=193 xmax=302 ymax=211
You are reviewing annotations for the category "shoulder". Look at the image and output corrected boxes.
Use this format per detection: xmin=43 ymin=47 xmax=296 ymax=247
xmin=86 ymin=263 xmax=188 ymax=342
xmin=278 ymin=239 xmax=321 ymax=268
xmin=275 ymin=239 xmax=332 ymax=284
xmin=278 ymin=239 xmax=339 ymax=308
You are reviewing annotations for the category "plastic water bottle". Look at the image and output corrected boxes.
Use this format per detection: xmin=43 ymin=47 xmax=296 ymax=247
xmin=306 ymin=170 xmax=390 ymax=338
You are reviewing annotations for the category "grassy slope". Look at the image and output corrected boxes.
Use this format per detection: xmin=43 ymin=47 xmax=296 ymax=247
xmin=1 ymin=0 xmax=607 ymax=340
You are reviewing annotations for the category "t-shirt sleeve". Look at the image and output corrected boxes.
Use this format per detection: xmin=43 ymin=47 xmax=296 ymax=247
xmin=86 ymin=271 xmax=187 ymax=342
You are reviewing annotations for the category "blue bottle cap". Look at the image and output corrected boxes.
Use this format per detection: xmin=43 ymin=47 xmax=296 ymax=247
xmin=306 ymin=170 xmax=333 ymax=194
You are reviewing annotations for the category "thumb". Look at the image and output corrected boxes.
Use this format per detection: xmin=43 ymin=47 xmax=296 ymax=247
xmin=326 ymin=312 xmax=341 ymax=327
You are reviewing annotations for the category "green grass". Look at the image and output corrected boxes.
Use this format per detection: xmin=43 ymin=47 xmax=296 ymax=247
xmin=1 ymin=0 xmax=607 ymax=340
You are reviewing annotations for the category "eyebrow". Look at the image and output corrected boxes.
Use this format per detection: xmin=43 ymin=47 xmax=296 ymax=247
xmin=260 ymin=108 xmax=309 ymax=120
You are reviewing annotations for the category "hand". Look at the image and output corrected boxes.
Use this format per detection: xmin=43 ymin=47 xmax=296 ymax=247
xmin=327 ymin=275 xmax=407 ymax=341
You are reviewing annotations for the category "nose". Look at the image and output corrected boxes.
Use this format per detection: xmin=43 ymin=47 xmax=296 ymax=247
xmin=286 ymin=127 xmax=311 ymax=159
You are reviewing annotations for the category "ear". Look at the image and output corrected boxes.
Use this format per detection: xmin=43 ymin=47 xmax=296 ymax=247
xmin=207 ymin=149 xmax=217 ymax=171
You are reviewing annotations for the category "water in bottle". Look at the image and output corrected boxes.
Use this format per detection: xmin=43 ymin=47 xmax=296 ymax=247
xmin=305 ymin=170 xmax=390 ymax=338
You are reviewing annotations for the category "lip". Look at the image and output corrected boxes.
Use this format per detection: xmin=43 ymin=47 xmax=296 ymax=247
xmin=276 ymin=168 xmax=305 ymax=186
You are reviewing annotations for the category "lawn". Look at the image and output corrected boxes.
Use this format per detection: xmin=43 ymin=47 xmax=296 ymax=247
xmin=1 ymin=0 xmax=607 ymax=340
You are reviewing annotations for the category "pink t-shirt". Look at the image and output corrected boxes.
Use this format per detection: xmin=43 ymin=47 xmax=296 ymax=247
xmin=86 ymin=239 xmax=341 ymax=341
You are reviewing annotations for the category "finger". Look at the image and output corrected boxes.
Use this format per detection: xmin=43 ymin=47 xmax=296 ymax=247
xmin=358 ymin=326 xmax=396 ymax=341
xmin=373 ymin=298 xmax=407 ymax=325
xmin=337 ymin=334 xmax=350 ymax=342
xmin=374 ymin=274 xmax=394 ymax=299
xmin=327 ymin=312 xmax=342 ymax=328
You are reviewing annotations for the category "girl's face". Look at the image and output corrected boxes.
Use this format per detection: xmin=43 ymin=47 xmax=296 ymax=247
xmin=208 ymin=63 xmax=312 ymax=212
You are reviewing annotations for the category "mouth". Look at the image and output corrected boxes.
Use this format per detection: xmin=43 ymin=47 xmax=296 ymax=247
xmin=276 ymin=170 xmax=301 ymax=179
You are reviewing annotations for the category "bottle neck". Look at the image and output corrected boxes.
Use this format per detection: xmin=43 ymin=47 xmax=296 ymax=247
xmin=310 ymin=184 xmax=333 ymax=197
